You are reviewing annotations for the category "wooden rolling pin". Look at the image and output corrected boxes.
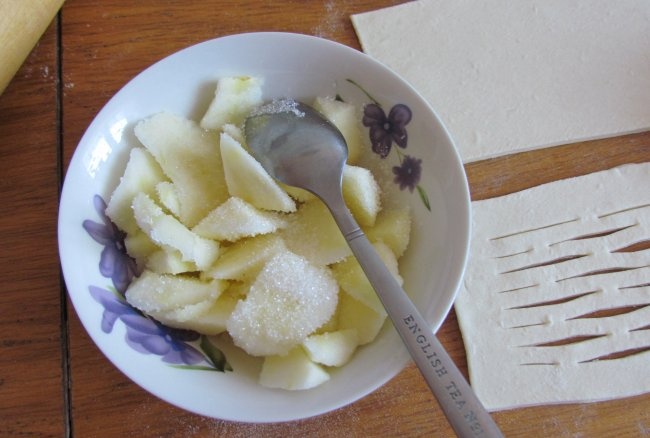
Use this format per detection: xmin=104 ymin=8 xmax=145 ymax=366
xmin=0 ymin=0 xmax=64 ymax=94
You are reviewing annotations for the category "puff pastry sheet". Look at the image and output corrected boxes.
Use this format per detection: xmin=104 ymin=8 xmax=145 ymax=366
xmin=352 ymin=0 xmax=650 ymax=162
xmin=455 ymin=163 xmax=650 ymax=410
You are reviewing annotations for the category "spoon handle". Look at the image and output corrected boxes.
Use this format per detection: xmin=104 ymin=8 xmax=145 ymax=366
xmin=329 ymin=203 xmax=503 ymax=438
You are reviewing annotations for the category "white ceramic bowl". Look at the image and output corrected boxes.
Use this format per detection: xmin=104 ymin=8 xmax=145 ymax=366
xmin=58 ymin=32 xmax=470 ymax=423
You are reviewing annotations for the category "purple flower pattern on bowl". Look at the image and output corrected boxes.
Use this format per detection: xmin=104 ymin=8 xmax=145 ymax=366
xmin=348 ymin=79 xmax=431 ymax=211
xmin=361 ymin=103 xmax=411 ymax=159
xmin=392 ymin=155 xmax=423 ymax=194
xmin=83 ymin=195 xmax=137 ymax=294
xmin=83 ymin=195 xmax=231 ymax=372
xmin=121 ymin=313 xmax=205 ymax=365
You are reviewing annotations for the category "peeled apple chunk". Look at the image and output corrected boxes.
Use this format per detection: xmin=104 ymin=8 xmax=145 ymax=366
xmin=192 ymin=196 xmax=286 ymax=241
xmin=281 ymin=199 xmax=351 ymax=266
xmin=125 ymin=270 xmax=228 ymax=332
xmin=315 ymin=304 xmax=340 ymax=334
xmin=200 ymin=76 xmax=263 ymax=130
xmin=132 ymin=192 xmax=219 ymax=270
xmin=172 ymin=289 xmax=241 ymax=335
xmin=134 ymin=112 xmax=228 ymax=227
xmin=342 ymin=164 xmax=381 ymax=227
xmin=221 ymin=123 xmax=246 ymax=146
xmin=312 ymin=96 xmax=363 ymax=165
xmin=331 ymin=241 xmax=401 ymax=316
xmin=365 ymin=207 xmax=412 ymax=259
xmin=226 ymin=251 xmax=338 ymax=357
xmin=338 ymin=291 xmax=386 ymax=345
xmin=280 ymin=182 xmax=316 ymax=203
xmin=145 ymin=249 xmax=196 ymax=275
xmin=205 ymin=234 xmax=287 ymax=281
xmin=125 ymin=269 xmax=224 ymax=314
xmin=302 ymin=329 xmax=359 ymax=367
xmin=219 ymin=132 xmax=296 ymax=213
xmin=123 ymin=230 xmax=158 ymax=266
xmin=155 ymin=181 xmax=181 ymax=218
xmin=259 ymin=347 xmax=330 ymax=391
xmin=105 ymin=147 xmax=166 ymax=235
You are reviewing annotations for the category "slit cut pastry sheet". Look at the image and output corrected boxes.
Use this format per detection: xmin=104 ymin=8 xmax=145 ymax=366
xmin=352 ymin=0 xmax=650 ymax=163
xmin=455 ymin=163 xmax=650 ymax=410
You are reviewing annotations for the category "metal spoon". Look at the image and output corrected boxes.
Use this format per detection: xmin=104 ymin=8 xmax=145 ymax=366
xmin=245 ymin=100 xmax=503 ymax=438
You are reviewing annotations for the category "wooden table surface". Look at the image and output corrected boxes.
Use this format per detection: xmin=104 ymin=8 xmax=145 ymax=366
xmin=2 ymin=1 xmax=649 ymax=436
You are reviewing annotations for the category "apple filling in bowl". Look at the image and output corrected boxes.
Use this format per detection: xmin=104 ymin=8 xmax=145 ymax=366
xmin=105 ymin=76 xmax=411 ymax=390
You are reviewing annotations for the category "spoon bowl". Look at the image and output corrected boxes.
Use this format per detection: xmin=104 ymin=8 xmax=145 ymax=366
xmin=246 ymin=100 xmax=348 ymax=201
xmin=246 ymin=100 xmax=503 ymax=438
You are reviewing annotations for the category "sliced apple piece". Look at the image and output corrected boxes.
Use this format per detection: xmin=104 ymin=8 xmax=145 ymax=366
xmin=373 ymin=241 xmax=403 ymax=284
xmin=200 ymin=76 xmax=263 ymax=130
xmin=219 ymin=132 xmax=296 ymax=213
xmin=224 ymin=280 xmax=252 ymax=298
xmin=153 ymin=300 xmax=216 ymax=325
xmin=281 ymin=183 xmax=316 ymax=202
xmin=259 ymin=347 xmax=330 ymax=390
xmin=221 ymin=123 xmax=246 ymax=146
xmin=338 ymin=291 xmax=387 ymax=345
xmin=125 ymin=270 xmax=228 ymax=332
xmin=205 ymin=234 xmax=286 ymax=281
xmin=125 ymin=269 xmax=224 ymax=313
xmin=227 ymin=251 xmax=338 ymax=356
xmin=134 ymin=111 xmax=228 ymax=227
xmin=155 ymin=181 xmax=181 ymax=218
xmin=105 ymin=147 xmax=166 ymax=234
xmin=342 ymin=164 xmax=381 ymax=227
xmin=281 ymin=199 xmax=350 ymax=266
xmin=302 ymin=329 xmax=359 ymax=367
xmin=173 ymin=289 xmax=241 ymax=335
xmin=365 ymin=207 xmax=411 ymax=258
xmin=132 ymin=192 xmax=219 ymax=270
xmin=145 ymin=248 xmax=197 ymax=275
xmin=314 ymin=303 xmax=340 ymax=334
xmin=124 ymin=229 xmax=158 ymax=265
xmin=331 ymin=241 xmax=401 ymax=316
xmin=312 ymin=96 xmax=363 ymax=165
xmin=192 ymin=196 xmax=286 ymax=241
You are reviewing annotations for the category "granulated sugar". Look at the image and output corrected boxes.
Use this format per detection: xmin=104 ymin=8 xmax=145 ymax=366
xmin=250 ymin=98 xmax=305 ymax=118
xmin=226 ymin=252 xmax=338 ymax=357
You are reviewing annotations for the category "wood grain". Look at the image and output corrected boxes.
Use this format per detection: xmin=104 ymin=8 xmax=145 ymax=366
xmin=466 ymin=131 xmax=650 ymax=201
xmin=1 ymin=0 xmax=648 ymax=436
xmin=0 ymin=20 xmax=64 ymax=437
